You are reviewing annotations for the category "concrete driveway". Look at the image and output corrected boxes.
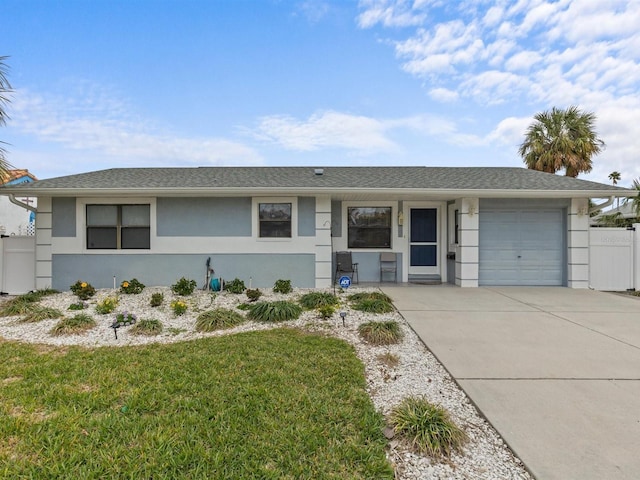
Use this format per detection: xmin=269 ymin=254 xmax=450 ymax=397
xmin=380 ymin=285 xmax=640 ymax=480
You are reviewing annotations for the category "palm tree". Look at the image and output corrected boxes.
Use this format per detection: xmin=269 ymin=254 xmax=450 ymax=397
xmin=609 ymin=171 xmax=622 ymax=207
xmin=619 ymin=177 xmax=640 ymax=223
xmin=630 ymin=178 xmax=640 ymax=218
xmin=608 ymin=171 xmax=621 ymax=185
xmin=519 ymin=106 xmax=605 ymax=177
xmin=0 ymin=55 xmax=13 ymax=180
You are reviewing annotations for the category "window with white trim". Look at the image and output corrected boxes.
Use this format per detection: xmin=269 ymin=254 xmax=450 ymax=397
xmin=347 ymin=207 xmax=391 ymax=248
xmin=258 ymin=202 xmax=292 ymax=238
xmin=87 ymin=204 xmax=150 ymax=249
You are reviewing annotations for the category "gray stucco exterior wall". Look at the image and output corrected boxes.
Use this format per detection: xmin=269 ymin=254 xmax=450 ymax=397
xmin=52 ymin=197 xmax=76 ymax=237
xmin=156 ymin=197 xmax=252 ymax=236
xmin=297 ymin=196 xmax=316 ymax=237
xmin=52 ymin=253 xmax=316 ymax=291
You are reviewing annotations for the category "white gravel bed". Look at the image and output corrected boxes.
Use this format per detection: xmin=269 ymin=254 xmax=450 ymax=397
xmin=0 ymin=287 xmax=532 ymax=480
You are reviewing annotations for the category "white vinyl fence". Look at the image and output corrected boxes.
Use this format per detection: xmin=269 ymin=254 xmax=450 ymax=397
xmin=0 ymin=235 xmax=36 ymax=295
xmin=589 ymin=225 xmax=639 ymax=291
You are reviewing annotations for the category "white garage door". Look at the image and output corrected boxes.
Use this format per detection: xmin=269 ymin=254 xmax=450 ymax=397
xmin=479 ymin=209 xmax=565 ymax=286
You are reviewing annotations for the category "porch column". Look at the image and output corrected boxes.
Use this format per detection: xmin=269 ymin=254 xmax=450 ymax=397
xmin=567 ymin=198 xmax=589 ymax=288
xmin=35 ymin=196 xmax=53 ymax=290
xmin=455 ymin=197 xmax=479 ymax=287
xmin=314 ymin=195 xmax=332 ymax=288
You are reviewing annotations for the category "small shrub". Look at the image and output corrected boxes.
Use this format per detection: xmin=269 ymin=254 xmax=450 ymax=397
xmin=150 ymin=292 xmax=164 ymax=307
xmin=20 ymin=306 xmax=63 ymax=323
xmin=352 ymin=298 xmax=394 ymax=314
xmin=170 ymin=300 xmax=188 ymax=316
xmin=68 ymin=301 xmax=88 ymax=311
xmin=245 ymin=288 xmax=262 ymax=302
xmin=224 ymin=278 xmax=246 ymax=294
xmin=130 ymin=318 xmax=163 ymax=336
xmin=236 ymin=303 xmax=250 ymax=311
xmin=50 ymin=313 xmax=96 ymax=336
xmin=95 ymin=297 xmax=119 ymax=314
xmin=273 ymin=279 xmax=292 ymax=294
xmin=171 ymin=277 xmax=197 ymax=296
xmin=120 ymin=278 xmax=145 ymax=294
xmin=196 ymin=308 xmax=245 ymax=332
xmin=358 ymin=321 xmax=403 ymax=345
xmin=299 ymin=291 xmax=339 ymax=309
xmin=114 ymin=312 xmax=137 ymax=326
xmin=247 ymin=301 xmax=302 ymax=322
xmin=70 ymin=280 xmax=96 ymax=300
xmin=389 ymin=396 xmax=467 ymax=458
xmin=318 ymin=305 xmax=336 ymax=319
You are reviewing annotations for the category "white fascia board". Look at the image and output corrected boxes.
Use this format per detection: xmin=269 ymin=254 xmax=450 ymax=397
xmin=0 ymin=186 xmax=633 ymax=198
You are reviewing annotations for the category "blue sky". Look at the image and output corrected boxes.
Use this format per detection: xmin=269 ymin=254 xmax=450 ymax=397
xmin=3 ymin=0 xmax=639 ymax=186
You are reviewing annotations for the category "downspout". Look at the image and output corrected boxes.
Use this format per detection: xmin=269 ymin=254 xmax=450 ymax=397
xmin=589 ymin=196 xmax=614 ymax=215
xmin=8 ymin=194 xmax=37 ymax=213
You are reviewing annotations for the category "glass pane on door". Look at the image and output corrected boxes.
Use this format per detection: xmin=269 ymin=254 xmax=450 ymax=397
xmin=411 ymin=245 xmax=437 ymax=266
xmin=410 ymin=208 xmax=437 ymax=242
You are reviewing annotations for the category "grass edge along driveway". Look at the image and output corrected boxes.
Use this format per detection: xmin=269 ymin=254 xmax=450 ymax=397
xmin=0 ymin=328 xmax=393 ymax=479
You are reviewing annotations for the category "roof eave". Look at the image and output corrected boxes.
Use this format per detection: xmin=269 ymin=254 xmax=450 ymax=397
xmin=0 ymin=186 xmax=633 ymax=198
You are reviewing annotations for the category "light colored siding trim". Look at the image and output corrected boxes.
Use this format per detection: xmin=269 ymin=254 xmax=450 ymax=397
xmin=455 ymin=198 xmax=479 ymax=287
xmin=315 ymin=196 xmax=332 ymax=287
xmin=568 ymin=198 xmax=590 ymax=288
xmin=35 ymin=196 xmax=53 ymax=289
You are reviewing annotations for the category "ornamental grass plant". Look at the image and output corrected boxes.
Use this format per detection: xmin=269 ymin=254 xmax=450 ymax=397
xmin=0 ymin=289 xmax=59 ymax=317
xmin=130 ymin=318 xmax=163 ymax=336
xmin=389 ymin=396 xmax=468 ymax=458
xmin=20 ymin=306 xmax=63 ymax=323
xmin=50 ymin=313 xmax=96 ymax=336
xmin=247 ymin=300 xmax=303 ymax=322
xmin=196 ymin=308 xmax=245 ymax=331
xmin=358 ymin=320 xmax=403 ymax=345
xmin=299 ymin=291 xmax=339 ymax=309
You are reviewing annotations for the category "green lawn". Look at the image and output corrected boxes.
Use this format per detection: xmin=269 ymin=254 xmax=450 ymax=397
xmin=0 ymin=329 xmax=393 ymax=479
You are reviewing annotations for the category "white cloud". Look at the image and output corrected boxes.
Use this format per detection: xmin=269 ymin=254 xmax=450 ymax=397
xmin=356 ymin=0 xmax=640 ymax=183
xmin=504 ymin=50 xmax=542 ymax=71
xmin=253 ymin=111 xmax=398 ymax=154
xmin=428 ymin=87 xmax=459 ymax=102
xmin=357 ymin=0 xmax=428 ymax=28
xmin=8 ymin=86 xmax=263 ymax=167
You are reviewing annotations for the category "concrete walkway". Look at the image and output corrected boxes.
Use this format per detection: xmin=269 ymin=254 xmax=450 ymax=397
xmin=380 ymin=285 xmax=640 ymax=480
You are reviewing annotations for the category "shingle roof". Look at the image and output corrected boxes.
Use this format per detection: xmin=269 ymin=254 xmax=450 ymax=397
xmin=0 ymin=166 xmax=633 ymax=196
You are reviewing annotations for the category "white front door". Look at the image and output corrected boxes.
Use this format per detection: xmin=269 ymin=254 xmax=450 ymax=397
xmin=408 ymin=207 xmax=439 ymax=276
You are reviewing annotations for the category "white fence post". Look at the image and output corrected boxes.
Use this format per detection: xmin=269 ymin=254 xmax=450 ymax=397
xmin=1 ymin=236 xmax=36 ymax=295
xmin=589 ymin=228 xmax=635 ymax=291
xmin=634 ymin=224 xmax=640 ymax=291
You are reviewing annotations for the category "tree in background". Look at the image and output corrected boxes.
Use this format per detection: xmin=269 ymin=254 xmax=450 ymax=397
xmin=609 ymin=171 xmax=622 ymax=207
xmin=628 ymin=178 xmax=640 ymax=218
xmin=519 ymin=106 xmax=605 ymax=178
xmin=0 ymin=56 xmax=13 ymax=179
xmin=608 ymin=171 xmax=621 ymax=185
